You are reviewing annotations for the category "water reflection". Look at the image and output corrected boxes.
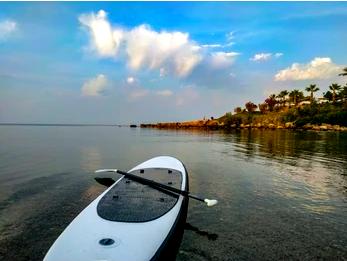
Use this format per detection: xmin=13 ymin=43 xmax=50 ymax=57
xmin=80 ymin=147 xmax=102 ymax=172
xmin=220 ymin=129 xmax=347 ymax=168
xmin=185 ymin=222 xmax=218 ymax=241
xmin=217 ymin=130 xmax=347 ymax=215
xmin=0 ymin=126 xmax=346 ymax=261
xmin=151 ymin=128 xmax=347 ymax=216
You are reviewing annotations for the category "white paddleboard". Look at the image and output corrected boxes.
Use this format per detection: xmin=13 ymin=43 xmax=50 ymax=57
xmin=44 ymin=156 xmax=189 ymax=261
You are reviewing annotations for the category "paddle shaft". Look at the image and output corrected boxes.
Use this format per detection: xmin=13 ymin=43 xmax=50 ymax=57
xmin=115 ymin=169 xmax=205 ymax=203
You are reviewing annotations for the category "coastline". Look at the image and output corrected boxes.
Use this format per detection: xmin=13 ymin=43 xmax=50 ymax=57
xmin=140 ymin=120 xmax=347 ymax=132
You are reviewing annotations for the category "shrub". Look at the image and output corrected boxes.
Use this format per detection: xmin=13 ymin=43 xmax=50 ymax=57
xmin=234 ymin=107 xmax=242 ymax=114
xmin=295 ymin=117 xmax=311 ymax=127
xmin=258 ymin=103 xmax=268 ymax=114
xmin=325 ymin=111 xmax=347 ymax=125
xmin=224 ymin=112 xmax=233 ymax=127
xmin=232 ymin=115 xmax=243 ymax=126
xmin=282 ymin=108 xmax=299 ymax=122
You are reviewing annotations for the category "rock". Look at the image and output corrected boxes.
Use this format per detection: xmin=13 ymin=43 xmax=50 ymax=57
xmin=268 ymin=123 xmax=276 ymax=129
xmin=285 ymin=122 xmax=295 ymax=128
xmin=320 ymin=125 xmax=328 ymax=131
xmin=321 ymin=123 xmax=332 ymax=128
xmin=206 ymin=120 xmax=219 ymax=127
xmin=303 ymin=123 xmax=313 ymax=130
xmin=333 ymin=125 xmax=341 ymax=131
xmin=277 ymin=125 xmax=284 ymax=129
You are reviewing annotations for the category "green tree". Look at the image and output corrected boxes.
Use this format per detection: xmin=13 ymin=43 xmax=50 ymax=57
xmin=305 ymin=84 xmax=319 ymax=103
xmin=265 ymin=94 xmax=277 ymax=111
xmin=258 ymin=103 xmax=268 ymax=114
xmin=245 ymin=101 xmax=257 ymax=113
xmin=329 ymin=83 xmax=341 ymax=103
xmin=234 ymin=107 xmax=242 ymax=114
xmin=224 ymin=112 xmax=232 ymax=127
xmin=339 ymin=85 xmax=347 ymax=104
xmin=225 ymin=112 xmax=232 ymax=118
xmin=323 ymin=91 xmax=333 ymax=102
xmin=277 ymin=90 xmax=288 ymax=108
xmin=289 ymin=90 xmax=304 ymax=106
xmin=338 ymin=67 xmax=347 ymax=76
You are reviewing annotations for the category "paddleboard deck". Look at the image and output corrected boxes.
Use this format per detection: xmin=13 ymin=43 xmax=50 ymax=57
xmin=44 ymin=156 xmax=189 ymax=261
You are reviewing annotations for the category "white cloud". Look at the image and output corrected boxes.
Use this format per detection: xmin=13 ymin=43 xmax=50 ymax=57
xmin=201 ymin=42 xmax=234 ymax=49
xmin=201 ymin=44 xmax=222 ymax=48
xmin=0 ymin=20 xmax=17 ymax=40
xmin=79 ymin=10 xmax=202 ymax=77
xmin=275 ymin=57 xmax=343 ymax=81
xmin=126 ymin=76 xmax=135 ymax=84
xmin=81 ymin=74 xmax=108 ymax=96
xmin=126 ymin=24 xmax=202 ymax=77
xmin=156 ymin=89 xmax=173 ymax=97
xmin=79 ymin=10 xmax=123 ymax=57
xmin=200 ymin=31 xmax=235 ymax=49
xmin=250 ymin=53 xmax=272 ymax=62
xmin=250 ymin=52 xmax=283 ymax=62
xmin=210 ymin=52 xmax=240 ymax=69
xmin=223 ymin=42 xmax=234 ymax=47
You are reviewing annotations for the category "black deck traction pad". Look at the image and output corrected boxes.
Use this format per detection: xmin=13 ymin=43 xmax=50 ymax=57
xmin=97 ymin=168 xmax=183 ymax=222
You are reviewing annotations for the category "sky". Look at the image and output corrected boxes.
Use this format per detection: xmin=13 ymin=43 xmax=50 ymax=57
xmin=0 ymin=2 xmax=347 ymax=124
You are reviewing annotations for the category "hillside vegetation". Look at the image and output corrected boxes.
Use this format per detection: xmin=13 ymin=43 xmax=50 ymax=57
xmin=142 ymin=68 xmax=347 ymax=131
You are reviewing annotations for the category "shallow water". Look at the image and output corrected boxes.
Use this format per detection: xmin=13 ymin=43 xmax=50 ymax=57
xmin=0 ymin=126 xmax=346 ymax=260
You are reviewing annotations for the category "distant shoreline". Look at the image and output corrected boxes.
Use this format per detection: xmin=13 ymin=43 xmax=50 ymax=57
xmin=140 ymin=118 xmax=347 ymax=132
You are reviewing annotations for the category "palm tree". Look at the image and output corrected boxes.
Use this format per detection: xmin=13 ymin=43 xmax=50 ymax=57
xmin=289 ymin=89 xmax=304 ymax=106
xmin=329 ymin=83 xmax=341 ymax=103
xmin=280 ymin=90 xmax=289 ymax=100
xmin=323 ymin=91 xmax=333 ymax=102
xmin=265 ymin=94 xmax=277 ymax=111
xmin=339 ymin=67 xmax=347 ymax=76
xmin=339 ymin=85 xmax=347 ymax=104
xmin=305 ymin=84 xmax=319 ymax=103
xmin=277 ymin=90 xmax=289 ymax=107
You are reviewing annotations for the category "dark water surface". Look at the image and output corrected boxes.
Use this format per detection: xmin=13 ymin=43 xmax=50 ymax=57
xmin=0 ymin=126 xmax=346 ymax=260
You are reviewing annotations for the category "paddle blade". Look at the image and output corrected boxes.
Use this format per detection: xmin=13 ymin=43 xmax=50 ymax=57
xmin=94 ymin=177 xmax=115 ymax=187
xmin=95 ymin=169 xmax=118 ymax=173
xmin=204 ymin=199 xmax=218 ymax=207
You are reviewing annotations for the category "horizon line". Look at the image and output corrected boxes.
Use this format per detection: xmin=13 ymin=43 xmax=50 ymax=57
xmin=0 ymin=122 xmax=130 ymax=127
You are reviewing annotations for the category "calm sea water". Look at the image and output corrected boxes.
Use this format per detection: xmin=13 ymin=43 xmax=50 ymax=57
xmin=0 ymin=126 xmax=346 ymax=260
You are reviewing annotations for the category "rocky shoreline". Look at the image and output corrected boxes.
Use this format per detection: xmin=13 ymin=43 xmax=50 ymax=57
xmin=140 ymin=120 xmax=347 ymax=131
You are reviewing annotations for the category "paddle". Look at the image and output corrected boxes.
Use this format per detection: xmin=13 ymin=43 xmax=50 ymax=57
xmin=94 ymin=177 xmax=115 ymax=187
xmin=95 ymin=169 xmax=218 ymax=207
